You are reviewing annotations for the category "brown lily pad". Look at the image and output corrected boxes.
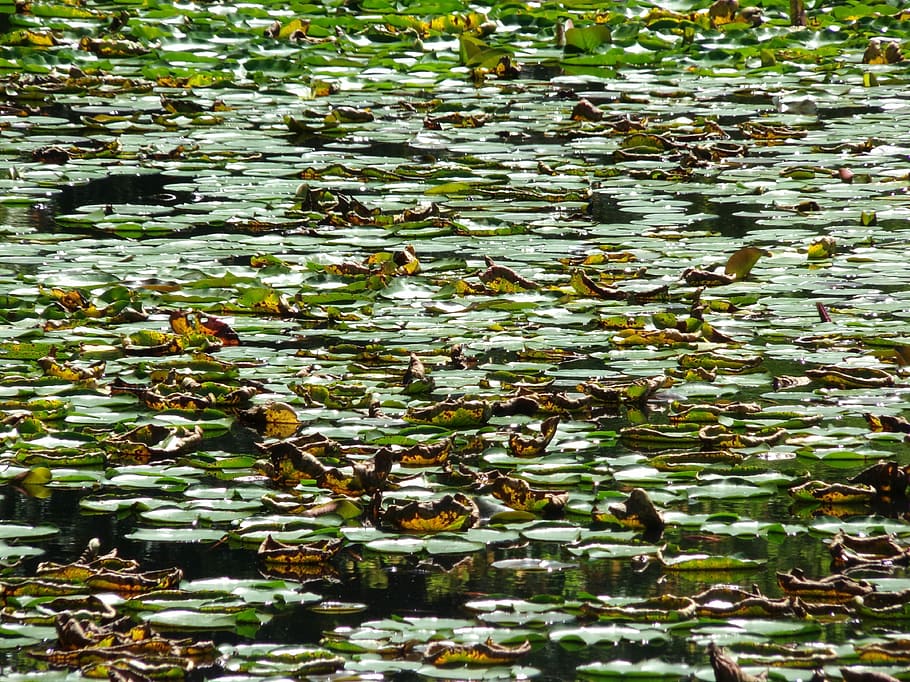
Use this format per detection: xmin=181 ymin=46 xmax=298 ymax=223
xmin=381 ymin=493 xmax=479 ymax=532
xmin=424 ymin=637 xmax=531 ymax=666
xmin=257 ymin=535 xmax=344 ymax=565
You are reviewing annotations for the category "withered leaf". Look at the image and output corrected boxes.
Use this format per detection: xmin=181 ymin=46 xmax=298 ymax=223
xmin=596 ymin=487 xmax=664 ymax=538
xmin=708 ymin=641 xmax=767 ymax=682
xmin=394 ymin=438 xmax=452 ymax=467
xmin=849 ymin=460 xmax=909 ymax=498
xmin=382 ymin=493 xmax=479 ymax=532
xmin=479 ymin=256 xmax=540 ymax=290
xmin=169 ymin=311 xmax=240 ymax=346
xmin=487 ymin=473 xmax=567 ymax=515
xmin=405 ymin=397 xmax=492 ymax=428
xmin=508 ymin=415 xmax=559 ymax=457
xmin=257 ymin=535 xmax=343 ymax=564
xmin=424 ymin=638 xmax=531 ymax=666
xmin=777 ymin=568 xmax=874 ymax=603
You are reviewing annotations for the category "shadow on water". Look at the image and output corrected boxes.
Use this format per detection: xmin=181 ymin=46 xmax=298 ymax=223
xmin=587 ymin=191 xmax=637 ymax=225
xmin=31 ymin=173 xmax=196 ymax=232
xmin=679 ymin=191 xmax=758 ymax=239
xmin=591 ymin=188 xmax=773 ymax=240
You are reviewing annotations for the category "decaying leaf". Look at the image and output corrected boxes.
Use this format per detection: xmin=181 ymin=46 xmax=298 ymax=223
xmin=682 ymin=268 xmax=736 ymax=287
xmin=777 ymin=568 xmax=874 ymax=602
xmin=859 ymin=641 xmax=910 ymax=666
xmin=169 ymin=311 xmax=240 ymax=346
xmin=381 ymin=493 xmax=479 ymax=532
xmin=594 ymin=488 xmax=664 ymax=538
xmin=864 ymin=413 xmax=910 ymax=436
xmin=595 ymin=376 xmax=670 ymax=406
xmin=581 ymin=595 xmax=696 ymax=622
xmin=708 ymin=0 xmax=739 ymax=26
xmin=806 ymin=366 xmax=894 ymax=389
xmin=678 ymin=352 xmax=763 ymax=372
xmin=486 ymin=472 xmax=567 ymax=515
xmin=29 ymin=611 xmax=217 ymax=677
xmin=105 ymin=424 xmax=204 ymax=464
xmin=571 ymin=99 xmax=604 ymax=122
xmin=807 ymin=237 xmax=836 ymax=260
xmin=317 ymin=452 xmax=394 ymax=497
xmin=788 ymin=480 xmax=877 ymax=505
xmin=670 ymin=401 xmax=762 ymax=423
xmin=508 ymin=415 xmax=559 ymax=457
xmin=829 ymin=531 xmax=910 ymax=571
xmin=479 ymin=256 xmax=540 ymax=291
xmin=38 ymin=540 xmax=139 ymax=581
xmin=237 ymin=401 xmax=301 ymax=439
xmin=257 ymin=535 xmax=344 ymax=564
xmin=85 ymin=567 xmax=184 ymax=595
xmin=693 ymin=585 xmax=834 ymax=619
xmin=613 ymin=327 xmax=702 ymax=347
xmin=276 ymin=448 xmax=395 ymax=497
xmin=37 ymin=350 xmax=105 ymax=383
xmin=404 ymin=397 xmax=492 ymax=428
xmin=849 ymin=461 xmax=909 ymax=498
xmin=648 ymin=449 xmax=744 ymax=471
xmin=708 ymin=641 xmax=767 ymax=682
xmin=424 ymin=638 xmax=531 ymax=666
xmin=394 ymin=438 xmax=453 ymax=467
xmin=863 ymin=38 xmax=904 ymax=64
xmin=403 ymin=352 xmax=435 ymax=395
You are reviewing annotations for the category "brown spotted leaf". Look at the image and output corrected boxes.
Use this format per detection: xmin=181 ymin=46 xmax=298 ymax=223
xmin=405 ymin=397 xmax=492 ymax=428
xmin=508 ymin=415 xmax=559 ymax=457
xmin=479 ymin=256 xmax=540 ymax=291
xmin=864 ymin=413 xmax=910 ymax=435
xmin=237 ymin=402 xmax=301 ymax=439
xmin=257 ymin=535 xmax=343 ymax=564
xmin=849 ymin=460 xmax=909 ymax=498
xmin=395 ymin=438 xmax=452 ymax=467
xmin=424 ymin=638 xmax=531 ymax=666
xmin=382 ymin=493 xmax=479 ymax=532
xmin=487 ymin=473 xmax=567 ymax=514
xmin=788 ymin=480 xmax=876 ymax=505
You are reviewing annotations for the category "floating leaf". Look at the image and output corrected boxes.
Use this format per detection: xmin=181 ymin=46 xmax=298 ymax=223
xmin=382 ymin=494 xmax=479 ymax=533
xmin=257 ymin=535 xmax=344 ymax=565
xmin=659 ymin=551 xmax=765 ymax=571
xmin=404 ymin=398 xmax=492 ymax=429
xmin=424 ymin=638 xmax=531 ymax=666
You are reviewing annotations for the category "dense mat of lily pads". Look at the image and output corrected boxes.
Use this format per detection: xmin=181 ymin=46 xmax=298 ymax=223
xmin=3 ymin=0 xmax=910 ymax=679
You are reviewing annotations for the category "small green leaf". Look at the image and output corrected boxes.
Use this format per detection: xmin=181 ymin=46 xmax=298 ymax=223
xmin=22 ymin=467 xmax=52 ymax=485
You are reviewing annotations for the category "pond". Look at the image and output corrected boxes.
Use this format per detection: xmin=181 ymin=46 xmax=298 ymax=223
xmin=3 ymin=0 xmax=910 ymax=680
